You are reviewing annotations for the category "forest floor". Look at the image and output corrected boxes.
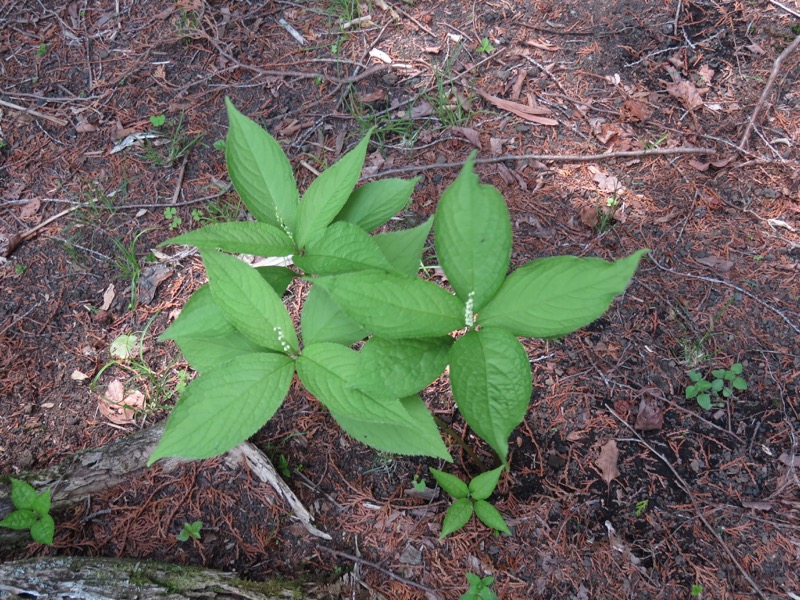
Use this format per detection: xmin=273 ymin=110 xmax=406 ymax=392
xmin=1 ymin=0 xmax=799 ymax=598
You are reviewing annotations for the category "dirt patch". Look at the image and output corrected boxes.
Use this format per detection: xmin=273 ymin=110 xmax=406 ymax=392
xmin=2 ymin=0 xmax=799 ymax=598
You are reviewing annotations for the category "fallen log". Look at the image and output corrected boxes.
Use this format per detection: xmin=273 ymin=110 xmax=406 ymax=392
xmin=0 ymin=555 xmax=336 ymax=599
xmin=1 ymin=422 xmax=329 ymax=547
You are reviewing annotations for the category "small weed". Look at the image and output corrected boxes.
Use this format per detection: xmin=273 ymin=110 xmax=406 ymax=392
xmin=644 ymin=132 xmax=669 ymax=150
xmin=460 ymin=573 xmax=498 ymax=600
xmin=174 ymin=369 xmax=191 ymax=395
xmin=191 ymin=208 xmax=204 ymax=222
xmin=149 ymin=114 xmax=166 ymax=128
xmin=686 ymin=362 xmax=748 ymax=410
xmin=177 ymin=520 xmax=203 ymax=542
xmin=595 ymin=194 xmax=621 ymax=233
xmin=14 ymin=264 xmax=27 ymax=275
xmin=412 ymin=474 xmax=427 ymax=492
xmin=476 ymin=37 xmax=495 ymax=54
xmin=276 ymin=454 xmax=292 ymax=478
xmin=112 ymin=228 xmax=154 ymax=311
xmin=431 ymin=467 xmax=511 ymax=538
xmin=141 ymin=113 xmax=203 ymax=167
xmin=690 ymin=584 xmax=704 ymax=597
xmin=634 ymin=499 xmax=649 ymax=517
xmin=0 ymin=478 xmax=54 ymax=545
xmin=35 ymin=43 xmax=47 ymax=57
xmin=164 ymin=207 xmax=182 ymax=230
xmin=213 ymin=139 xmax=226 ymax=152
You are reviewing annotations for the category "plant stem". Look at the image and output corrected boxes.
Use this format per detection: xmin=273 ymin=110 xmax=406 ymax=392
xmin=432 ymin=415 xmax=495 ymax=471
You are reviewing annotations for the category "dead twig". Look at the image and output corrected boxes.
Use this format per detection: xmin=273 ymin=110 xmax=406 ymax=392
xmin=0 ymin=98 xmax=68 ymax=126
xmin=605 ymin=405 xmax=769 ymax=600
xmin=363 ymin=146 xmax=715 ymax=180
xmin=648 ymin=256 xmax=800 ymax=336
xmin=769 ymin=0 xmax=800 ymax=19
xmin=738 ymin=33 xmax=800 ymax=151
xmin=316 ymin=545 xmax=442 ymax=598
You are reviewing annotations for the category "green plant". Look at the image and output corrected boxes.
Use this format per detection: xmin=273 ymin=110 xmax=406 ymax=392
xmin=150 ymin=114 xmax=166 ymax=128
xmin=276 ymin=454 xmax=292 ymax=478
xmin=35 ymin=43 xmax=47 ymax=57
xmin=430 ymin=467 xmax=510 ymax=538
xmin=476 ymin=37 xmax=495 ymax=54
xmin=596 ymin=194 xmax=620 ymax=233
xmin=177 ymin=520 xmax=203 ymax=541
xmin=112 ymin=228 xmax=154 ymax=310
xmin=213 ymin=139 xmax=226 ymax=151
xmin=148 ymin=99 xmax=645 ymax=480
xmin=644 ymin=132 xmax=668 ymax=150
xmin=460 ymin=573 xmax=498 ymax=600
xmin=0 ymin=478 xmax=55 ymax=545
xmin=164 ymin=207 xmax=182 ymax=230
xmin=14 ymin=263 xmax=27 ymax=275
xmin=685 ymin=363 xmax=748 ymax=410
xmin=142 ymin=113 xmax=202 ymax=167
xmin=427 ymin=49 xmax=474 ymax=128
xmin=634 ymin=498 xmax=648 ymax=517
xmin=412 ymin=474 xmax=427 ymax=492
xmin=691 ymin=584 xmax=704 ymax=597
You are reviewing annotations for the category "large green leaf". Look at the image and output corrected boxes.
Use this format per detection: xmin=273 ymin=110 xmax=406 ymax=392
xmin=469 ymin=465 xmax=504 ymax=501
xmin=313 ymin=270 xmax=464 ymax=338
xmin=334 ymin=177 xmax=419 ymax=232
xmin=478 ymin=250 xmax=647 ymax=338
xmin=434 ymin=153 xmax=511 ymax=311
xmin=430 ymin=468 xmax=470 ymax=499
xmin=440 ymin=498 xmax=473 ymax=539
xmin=296 ymin=343 xmax=416 ymax=427
xmin=295 ymin=133 xmax=372 ymax=248
xmin=159 ymin=286 xmax=265 ymax=372
xmin=255 ymin=266 xmax=296 ymax=296
xmin=202 ymin=249 xmax=298 ymax=354
xmin=448 ymin=328 xmax=532 ymax=462
xmin=331 ymin=395 xmax=452 ymax=460
xmin=161 ymin=222 xmax=294 ymax=257
xmin=473 ymin=500 xmax=511 ymax=535
xmin=149 ymin=352 xmax=294 ymax=463
xmin=9 ymin=478 xmax=37 ymax=511
xmin=357 ymin=336 xmax=452 ymax=398
xmin=0 ymin=510 xmax=37 ymax=530
xmin=293 ymin=221 xmax=393 ymax=275
xmin=300 ymin=285 xmax=368 ymax=346
xmin=373 ymin=216 xmax=433 ymax=276
xmin=30 ymin=514 xmax=55 ymax=545
xmin=225 ymin=99 xmax=298 ymax=234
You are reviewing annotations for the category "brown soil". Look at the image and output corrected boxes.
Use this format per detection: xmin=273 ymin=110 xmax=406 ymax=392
xmin=1 ymin=0 xmax=799 ymax=598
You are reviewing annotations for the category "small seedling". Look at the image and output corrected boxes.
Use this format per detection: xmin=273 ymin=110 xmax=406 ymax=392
xmin=430 ymin=466 xmax=511 ymax=538
xmin=686 ymin=363 xmax=748 ymax=410
xmin=596 ymin=195 xmax=620 ymax=233
xmin=14 ymin=264 xmax=27 ymax=275
xmin=213 ymin=139 xmax=226 ymax=151
xmin=412 ymin=474 xmax=427 ymax=492
xmin=35 ymin=43 xmax=47 ymax=57
xmin=644 ymin=132 xmax=669 ymax=150
xmin=476 ymin=37 xmax=495 ymax=54
xmin=0 ymin=478 xmax=55 ymax=545
xmin=460 ymin=573 xmax=498 ymax=600
xmin=150 ymin=114 xmax=167 ymax=128
xmin=164 ymin=207 xmax=182 ymax=230
xmin=191 ymin=208 xmax=204 ymax=222
xmin=276 ymin=454 xmax=292 ymax=478
xmin=691 ymin=584 xmax=704 ymax=597
xmin=177 ymin=520 xmax=203 ymax=541
xmin=634 ymin=499 xmax=648 ymax=517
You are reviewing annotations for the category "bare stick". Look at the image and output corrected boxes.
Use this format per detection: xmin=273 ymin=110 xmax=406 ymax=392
xmin=362 ymin=146 xmax=715 ymax=180
xmin=605 ymin=405 xmax=768 ymax=600
xmin=769 ymin=0 xmax=800 ymax=19
xmin=0 ymin=98 xmax=68 ymax=126
xmin=738 ymin=33 xmax=800 ymax=151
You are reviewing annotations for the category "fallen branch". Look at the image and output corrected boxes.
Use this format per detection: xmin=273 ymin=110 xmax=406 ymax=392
xmin=606 ymin=406 xmax=768 ymax=600
xmin=0 ymin=98 xmax=68 ymax=126
xmin=738 ymin=33 xmax=800 ymax=151
xmin=362 ymin=146 xmax=716 ymax=180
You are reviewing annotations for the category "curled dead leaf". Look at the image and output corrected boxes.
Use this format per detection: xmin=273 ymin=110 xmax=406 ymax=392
xmin=695 ymin=255 xmax=734 ymax=273
xmin=634 ymin=396 xmax=664 ymax=431
xmin=476 ymin=89 xmax=558 ymax=126
xmin=665 ymin=80 xmax=705 ymax=111
xmin=451 ymin=126 xmax=482 ymax=149
xmin=99 ymin=379 xmax=145 ymax=425
xmin=19 ymin=198 xmax=41 ymax=220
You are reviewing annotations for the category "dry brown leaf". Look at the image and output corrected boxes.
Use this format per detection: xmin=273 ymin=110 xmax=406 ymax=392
xmin=99 ymin=379 xmax=145 ymax=425
xmin=588 ymin=166 xmax=621 ymax=192
xmin=665 ymin=80 xmax=704 ymax=110
xmin=621 ymin=99 xmax=651 ymax=122
xmin=476 ymin=89 xmax=558 ymax=126
xmin=408 ymin=100 xmax=434 ymax=119
xmin=596 ymin=440 xmax=620 ymax=484
xmin=360 ymin=89 xmax=386 ymax=103
xmin=75 ymin=119 xmax=99 ymax=133
xmin=138 ymin=264 xmax=172 ymax=305
xmin=634 ymin=396 xmax=664 ymax=431
xmin=100 ymin=283 xmax=116 ymax=311
xmin=695 ymin=255 xmax=734 ymax=273
xmin=579 ymin=205 xmax=598 ymax=228
xmin=696 ymin=64 xmax=715 ymax=85
xmin=20 ymin=198 xmax=41 ymax=220
xmin=422 ymin=45 xmax=442 ymax=54
xmin=496 ymin=163 xmax=515 ymax=186
xmin=451 ymin=126 xmax=481 ymax=149
xmin=489 ymin=137 xmax=504 ymax=155
xmin=71 ymin=370 xmax=90 ymax=381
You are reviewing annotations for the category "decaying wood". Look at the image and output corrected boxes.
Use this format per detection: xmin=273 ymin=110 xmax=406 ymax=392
xmin=1 ymin=423 xmax=328 ymax=546
xmin=0 ymin=556 xmax=335 ymax=599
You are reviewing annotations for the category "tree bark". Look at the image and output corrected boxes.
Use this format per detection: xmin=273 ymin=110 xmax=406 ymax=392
xmin=0 ymin=555 xmax=336 ymax=599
